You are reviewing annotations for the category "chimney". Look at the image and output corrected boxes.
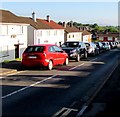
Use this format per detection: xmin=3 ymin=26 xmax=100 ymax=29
xmin=83 ymin=27 xmax=86 ymax=31
xmin=47 ymin=15 xmax=50 ymax=22
xmin=32 ymin=11 xmax=36 ymax=22
xmin=78 ymin=27 xmax=82 ymax=31
xmin=63 ymin=22 xmax=66 ymax=28
xmin=70 ymin=22 xmax=73 ymax=27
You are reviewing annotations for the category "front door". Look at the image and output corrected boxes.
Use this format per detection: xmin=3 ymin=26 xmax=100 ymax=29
xmin=15 ymin=45 xmax=19 ymax=58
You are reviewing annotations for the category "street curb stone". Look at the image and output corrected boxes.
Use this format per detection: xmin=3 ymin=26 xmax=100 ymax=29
xmin=0 ymin=69 xmax=17 ymax=77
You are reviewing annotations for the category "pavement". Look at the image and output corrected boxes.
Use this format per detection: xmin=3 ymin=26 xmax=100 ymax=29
xmin=0 ymin=60 xmax=22 ymax=77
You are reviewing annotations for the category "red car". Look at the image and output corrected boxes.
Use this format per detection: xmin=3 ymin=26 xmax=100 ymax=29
xmin=22 ymin=44 xmax=69 ymax=70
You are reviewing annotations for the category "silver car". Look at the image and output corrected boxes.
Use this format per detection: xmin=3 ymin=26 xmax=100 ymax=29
xmin=85 ymin=42 xmax=99 ymax=56
xmin=102 ymin=42 xmax=111 ymax=50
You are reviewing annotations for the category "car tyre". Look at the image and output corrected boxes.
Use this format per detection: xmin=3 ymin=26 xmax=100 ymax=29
xmin=97 ymin=50 xmax=100 ymax=55
xmin=64 ymin=58 xmax=69 ymax=65
xmin=93 ymin=51 xmax=96 ymax=56
xmin=84 ymin=51 xmax=88 ymax=59
xmin=76 ymin=54 xmax=80 ymax=62
xmin=48 ymin=60 xmax=53 ymax=70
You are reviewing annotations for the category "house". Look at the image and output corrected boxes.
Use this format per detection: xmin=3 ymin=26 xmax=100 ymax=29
xmin=60 ymin=22 xmax=92 ymax=42
xmin=61 ymin=22 xmax=83 ymax=42
xmin=82 ymin=30 xmax=92 ymax=42
xmin=20 ymin=12 xmax=65 ymax=46
xmin=97 ymin=32 xmax=119 ymax=42
xmin=0 ymin=10 xmax=65 ymax=62
xmin=79 ymin=28 xmax=92 ymax=42
xmin=36 ymin=15 xmax=65 ymax=46
xmin=0 ymin=10 xmax=29 ymax=63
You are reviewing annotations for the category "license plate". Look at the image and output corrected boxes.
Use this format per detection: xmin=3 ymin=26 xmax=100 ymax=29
xmin=28 ymin=56 xmax=37 ymax=58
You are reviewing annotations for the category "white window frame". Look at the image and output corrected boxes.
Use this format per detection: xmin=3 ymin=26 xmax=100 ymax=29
xmin=0 ymin=45 xmax=9 ymax=58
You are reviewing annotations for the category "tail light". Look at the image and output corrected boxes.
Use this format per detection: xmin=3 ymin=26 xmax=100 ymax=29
xmin=22 ymin=53 xmax=26 ymax=58
xmin=37 ymin=52 xmax=46 ymax=60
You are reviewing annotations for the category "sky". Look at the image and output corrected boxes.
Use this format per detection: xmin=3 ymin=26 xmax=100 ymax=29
xmin=0 ymin=1 xmax=119 ymax=26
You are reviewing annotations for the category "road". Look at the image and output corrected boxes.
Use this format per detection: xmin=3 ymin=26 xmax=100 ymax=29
xmin=82 ymin=59 xmax=120 ymax=117
xmin=2 ymin=48 xmax=120 ymax=117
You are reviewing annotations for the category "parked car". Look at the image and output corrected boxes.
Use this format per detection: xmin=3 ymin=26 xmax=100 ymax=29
xmin=93 ymin=42 xmax=104 ymax=53
xmin=22 ymin=44 xmax=69 ymax=70
xmin=113 ymin=42 xmax=117 ymax=48
xmin=102 ymin=42 xmax=111 ymax=51
xmin=84 ymin=42 xmax=99 ymax=56
xmin=116 ymin=41 xmax=120 ymax=48
xmin=61 ymin=41 xmax=88 ymax=62
xmin=109 ymin=42 xmax=115 ymax=49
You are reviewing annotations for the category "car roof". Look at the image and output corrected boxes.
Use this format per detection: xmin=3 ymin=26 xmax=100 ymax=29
xmin=66 ymin=41 xmax=82 ymax=42
xmin=28 ymin=44 xmax=57 ymax=47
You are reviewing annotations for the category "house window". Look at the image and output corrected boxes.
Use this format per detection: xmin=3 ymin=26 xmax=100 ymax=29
xmin=20 ymin=26 xmax=23 ymax=34
xmin=19 ymin=26 xmax=23 ymax=34
xmin=37 ymin=31 xmax=42 ymax=37
xmin=47 ymin=31 xmax=50 ymax=36
xmin=40 ymin=31 xmax=42 ymax=36
xmin=0 ymin=25 xmax=8 ymax=35
xmin=60 ymin=30 xmax=63 ymax=35
xmin=108 ymin=37 xmax=113 ymax=41
xmin=54 ymin=30 xmax=57 ymax=36
xmin=0 ymin=45 xmax=9 ymax=58
xmin=0 ymin=26 xmax=2 ymax=34
xmin=38 ymin=39 xmax=41 ymax=44
xmin=69 ymin=35 xmax=71 ymax=38
xmin=99 ymin=37 xmax=103 ymax=41
xmin=73 ymin=34 xmax=74 ymax=38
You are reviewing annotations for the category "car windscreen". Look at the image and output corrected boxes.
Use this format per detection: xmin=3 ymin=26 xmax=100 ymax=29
xmin=24 ymin=46 xmax=44 ymax=53
xmin=61 ymin=42 xmax=79 ymax=47
xmin=102 ymin=43 xmax=105 ymax=45
xmin=85 ymin=43 xmax=90 ymax=47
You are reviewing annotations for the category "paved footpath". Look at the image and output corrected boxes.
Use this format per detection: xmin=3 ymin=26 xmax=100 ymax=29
xmin=0 ymin=61 xmax=22 ymax=77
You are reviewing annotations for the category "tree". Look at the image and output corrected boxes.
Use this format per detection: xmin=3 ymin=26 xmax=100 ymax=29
xmin=92 ymin=23 xmax=98 ymax=28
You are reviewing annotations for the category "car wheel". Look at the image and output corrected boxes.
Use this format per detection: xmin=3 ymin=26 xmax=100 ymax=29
xmin=93 ymin=51 xmax=96 ymax=56
xmin=64 ymin=58 xmax=69 ymax=65
xmin=48 ymin=60 xmax=53 ymax=70
xmin=76 ymin=54 xmax=80 ymax=62
xmin=84 ymin=51 xmax=88 ymax=59
xmin=97 ymin=50 xmax=100 ymax=54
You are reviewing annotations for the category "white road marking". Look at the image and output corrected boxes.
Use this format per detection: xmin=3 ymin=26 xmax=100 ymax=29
xmin=61 ymin=107 xmax=78 ymax=116
xmin=2 ymin=75 xmax=57 ymax=99
xmin=76 ymin=105 xmax=88 ymax=116
xmin=69 ymin=63 xmax=85 ymax=71
xmin=53 ymin=107 xmax=78 ymax=117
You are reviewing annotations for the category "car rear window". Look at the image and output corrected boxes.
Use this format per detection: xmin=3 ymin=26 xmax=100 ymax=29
xmin=85 ymin=43 xmax=90 ymax=47
xmin=24 ymin=46 xmax=44 ymax=53
xmin=102 ymin=43 xmax=105 ymax=45
xmin=61 ymin=42 xmax=79 ymax=47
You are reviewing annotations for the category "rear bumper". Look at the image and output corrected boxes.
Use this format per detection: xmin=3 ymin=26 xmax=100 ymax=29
xmin=22 ymin=59 xmax=49 ymax=67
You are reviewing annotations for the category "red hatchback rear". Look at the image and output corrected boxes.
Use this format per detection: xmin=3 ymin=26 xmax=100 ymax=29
xmin=22 ymin=44 xmax=69 ymax=70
